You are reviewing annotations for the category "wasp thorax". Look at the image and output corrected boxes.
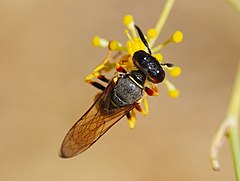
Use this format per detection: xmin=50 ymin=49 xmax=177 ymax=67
xmin=129 ymin=70 xmax=146 ymax=87
xmin=133 ymin=50 xmax=165 ymax=83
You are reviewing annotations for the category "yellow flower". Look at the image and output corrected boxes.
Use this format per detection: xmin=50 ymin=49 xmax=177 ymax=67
xmin=91 ymin=14 xmax=183 ymax=99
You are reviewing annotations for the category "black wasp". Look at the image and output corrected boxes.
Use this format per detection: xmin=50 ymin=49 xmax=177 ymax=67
xmin=60 ymin=25 xmax=173 ymax=158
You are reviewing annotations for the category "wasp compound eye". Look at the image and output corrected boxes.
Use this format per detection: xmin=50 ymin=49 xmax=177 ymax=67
xmin=148 ymin=66 xmax=165 ymax=83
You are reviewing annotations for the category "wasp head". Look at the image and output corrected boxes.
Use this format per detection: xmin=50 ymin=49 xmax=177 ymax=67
xmin=133 ymin=50 xmax=165 ymax=83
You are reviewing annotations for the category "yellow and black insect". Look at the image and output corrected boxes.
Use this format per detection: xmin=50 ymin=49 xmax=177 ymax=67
xmin=59 ymin=25 xmax=174 ymax=158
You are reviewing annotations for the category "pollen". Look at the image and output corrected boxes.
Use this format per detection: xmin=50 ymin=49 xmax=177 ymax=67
xmin=92 ymin=36 xmax=109 ymax=47
xmin=151 ymin=30 xmax=184 ymax=53
xmin=126 ymin=38 xmax=145 ymax=56
xmin=109 ymin=40 xmax=118 ymax=50
xmin=169 ymin=66 xmax=181 ymax=77
xmin=123 ymin=14 xmax=137 ymax=38
xmin=169 ymin=89 xmax=180 ymax=98
xmin=164 ymin=79 xmax=180 ymax=98
xmin=147 ymin=28 xmax=158 ymax=39
xmin=109 ymin=40 xmax=125 ymax=51
xmin=123 ymin=15 xmax=134 ymax=26
xmin=171 ymin=31 xmax=183 ymax=43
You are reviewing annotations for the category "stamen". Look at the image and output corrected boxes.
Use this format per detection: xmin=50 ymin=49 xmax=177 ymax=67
xmin=164 ymin=79 xmax=179 ymax=98
xmin=171 ymin=31 xmax=183 ymax=43
xmin=109 ymin=40 xmax=126 ymax=51
xmin=151 ymin=39 xmax=171 ymax=53
xmin=92 ymin=36 xmax=109 ymax=47
xmin=147 ymin=28 xmax=158 ymax=39
xmin=151 ymin=30 xmax=184 ymax=53
xmin=124 ymin=29 xmax=132 ymax=41
xmin=116 ymin=55 xmax=135 ymax=71
xmin=123 ymin=15 xmax=133 ymax=26
xmin=164 ymin=66 xmax=181 ymax=77
xmin=123 ymin=15 xmax=137 ymax=38
xmin=147 ymin=28 xmax=158 ymax=46
xmin=169 ymin=66 xmax=181 ymax=77
xmin=126 ymin=38 xmax=145 ymax=56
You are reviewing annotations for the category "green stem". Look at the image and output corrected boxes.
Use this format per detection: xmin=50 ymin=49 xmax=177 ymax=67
xmin=229 ymin=120 xmax=240 ymax=180
xmin=210 ymin=62 xmax=240 ymax=179
xmin=226 ymin=12 xmax=240 ymax=181
xmin=226 ymin=0 xmax=240 ymax=13
xmin=150 ymin=0 xmax=175 ymax=47
xmin=227 ymin=62 xmax=240 ymax=180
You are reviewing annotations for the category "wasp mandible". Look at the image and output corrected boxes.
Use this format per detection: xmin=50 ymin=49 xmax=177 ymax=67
xmin=59 ymin=25 xmax=173 ymax=158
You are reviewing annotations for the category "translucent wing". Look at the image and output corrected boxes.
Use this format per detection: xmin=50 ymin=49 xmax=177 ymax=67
xmin=60 ymin=80 xmax=136 ymax=158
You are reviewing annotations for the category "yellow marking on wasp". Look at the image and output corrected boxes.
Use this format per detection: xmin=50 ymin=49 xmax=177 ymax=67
xmin=113 ymin=77 xmax=118 ymax=83
xmin=128 ymin=75 xmax=144 ymax=89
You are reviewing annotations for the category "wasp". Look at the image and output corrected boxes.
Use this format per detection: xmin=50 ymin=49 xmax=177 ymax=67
xmin=59 ymin=25 xmax=173 ymax=158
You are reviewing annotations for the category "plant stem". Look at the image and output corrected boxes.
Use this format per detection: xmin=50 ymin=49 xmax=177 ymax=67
xmin=229 ymin=119 xmax=240 ymax=180
xmin=227 ymin=62 xmax=240 ymax=180
xmin=150 ymin=0 xmax=175 ymax=47
xmin=210 ymin=62 xmax=240 ymax=180
xmin=226 ymin=0 xmax=240 ymax=13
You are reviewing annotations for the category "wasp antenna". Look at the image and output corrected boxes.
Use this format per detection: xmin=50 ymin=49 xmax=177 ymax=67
xmin=134 ymin=25 xmax=152 ymax=55
xmin=161 ymin=63 xmax=174 ymax=67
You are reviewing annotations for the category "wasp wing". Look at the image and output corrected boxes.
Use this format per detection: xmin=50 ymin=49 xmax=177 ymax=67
xmin=60 ymin=80 xmax=136 ymax=158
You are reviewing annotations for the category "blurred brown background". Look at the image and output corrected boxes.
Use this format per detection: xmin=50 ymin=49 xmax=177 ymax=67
xmin=1 ymin=0 xmax=240 ymax=180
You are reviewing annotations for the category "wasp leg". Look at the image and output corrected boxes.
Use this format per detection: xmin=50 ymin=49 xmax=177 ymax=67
xmin=116 ymin=65 xmax=127 ymax=73
xmin=144 ymin=84 xmax=158 ymax=96
xmin=97 ymin=75 xmax=110 ymax=83
xmin=126 ymin=97 xmax=149 ymax=129
xmin=87 ymin=74 xmax=111 ymax=91
xmin=90 ymin=82 xmax=106 ymax=91
xmin=135 ymin=97 xmax=149 ymax=116
xmin=126 ymin=110 xmax=136 ymax=129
